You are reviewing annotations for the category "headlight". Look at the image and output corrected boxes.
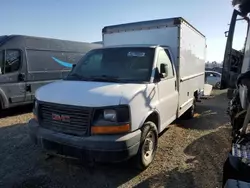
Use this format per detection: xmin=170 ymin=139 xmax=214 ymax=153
xmin=103 ymin=109 xmax=117 ymax=122
xmin=93 ymin=106 xmax=130 ymax=123
xmin=91 ymin=106 xmax=130 ymax=135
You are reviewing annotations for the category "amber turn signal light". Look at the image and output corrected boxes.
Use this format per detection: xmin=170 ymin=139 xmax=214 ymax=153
xmin=91 ymin=124 xmax=130 ymax=135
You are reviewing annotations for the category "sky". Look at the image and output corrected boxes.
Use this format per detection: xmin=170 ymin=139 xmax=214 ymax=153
xmin=1 ymin=0 xmax=249 ymax=62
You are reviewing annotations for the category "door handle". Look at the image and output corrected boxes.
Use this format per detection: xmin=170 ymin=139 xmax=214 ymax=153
xmin=175 ymin=81 xmax=177 ymax=90
xmin=18 ymin=73 xmax=25 ymax=81
xmin=26 ymin=84 xmax=31 ymax=92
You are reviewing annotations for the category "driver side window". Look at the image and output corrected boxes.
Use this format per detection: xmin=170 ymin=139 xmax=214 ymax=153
xmin=5 ymin=50 xmax=21 ymax=73
xmin=81 ymin=53 xmax=102 ymax=71
xmin=157 ymin=49 xmax=174 ymax=79
xmin=0 ymin=50 xmax=21 ymax=74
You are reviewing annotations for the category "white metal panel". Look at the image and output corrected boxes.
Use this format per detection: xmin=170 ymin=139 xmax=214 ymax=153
xmin=103 ymin=27 xmax=179 ymax=65
xmin=154 ymin=47 xmax=178 ymax=132
xmin=102 ymin=18 xmax=178 ymax=34
xmin=178 ymin=22 xmax=206 ymax=116
xmin=241 ymin=24 xmax=250 ymax=73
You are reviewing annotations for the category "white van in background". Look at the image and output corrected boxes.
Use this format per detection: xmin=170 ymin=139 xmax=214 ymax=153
xmin=28 ymin=17 xmax=206 ymax=170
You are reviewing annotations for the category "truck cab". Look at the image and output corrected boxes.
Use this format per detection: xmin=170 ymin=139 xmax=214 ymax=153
xmin=29 ymin=45 xmax=179 ymax=168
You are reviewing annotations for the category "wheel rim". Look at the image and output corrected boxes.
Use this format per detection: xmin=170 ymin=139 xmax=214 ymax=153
xmin=216 ymin=82 xmax=221 ymax=89
xmin=142 ymin=131 xmax=156 ymax=164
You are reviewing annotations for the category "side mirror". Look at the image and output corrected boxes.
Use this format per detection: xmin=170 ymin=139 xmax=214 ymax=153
xmin=160 ymin=63 xmax=168 ymax=78
xmin=72 ymin=64 xmax=76 ymax=69
xmin=224 ymin=31 xmax=229 ymax=37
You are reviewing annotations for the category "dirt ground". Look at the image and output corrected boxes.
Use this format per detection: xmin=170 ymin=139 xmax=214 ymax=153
xmin=0 ymin=90 xmax=231 ymax=188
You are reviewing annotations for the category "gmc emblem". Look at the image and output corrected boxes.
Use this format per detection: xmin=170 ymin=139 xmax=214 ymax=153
xmin=52 ymin=113 xmax=70 ymax=122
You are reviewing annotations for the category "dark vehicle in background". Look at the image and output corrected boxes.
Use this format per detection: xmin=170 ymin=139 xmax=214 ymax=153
xmin=0 ymin=35 xmax=102 ymax=111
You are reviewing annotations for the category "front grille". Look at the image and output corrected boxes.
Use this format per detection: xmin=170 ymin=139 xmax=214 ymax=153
xmin=38 ymin=102 xmax=92 ymax=136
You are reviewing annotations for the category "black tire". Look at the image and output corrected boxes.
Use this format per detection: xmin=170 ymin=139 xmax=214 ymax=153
xmin=182 ymin=99 xmax=195 ymax=120
xmin=134 ymin=121 xmax=158 ymax=170
xmin=215 ymin=82 xmax=221 ymax=89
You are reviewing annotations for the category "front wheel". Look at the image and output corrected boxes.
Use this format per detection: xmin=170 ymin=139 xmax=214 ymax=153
xmin=133 ymin=121 xmax=158 ymax=170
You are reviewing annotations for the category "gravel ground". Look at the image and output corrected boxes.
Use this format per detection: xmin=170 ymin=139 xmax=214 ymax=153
xmin=0 ymin=90 xmax=231 ymax=188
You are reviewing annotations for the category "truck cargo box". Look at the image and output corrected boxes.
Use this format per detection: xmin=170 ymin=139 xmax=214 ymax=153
xmin=102 ymin=17 xmax=206 ymax=115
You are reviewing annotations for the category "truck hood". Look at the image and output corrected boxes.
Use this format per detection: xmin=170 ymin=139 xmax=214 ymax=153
xmin=35 ymin=80 xmax=147 ymax=107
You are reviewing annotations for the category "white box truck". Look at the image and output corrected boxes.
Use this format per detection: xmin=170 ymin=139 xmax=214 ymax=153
xmin=28 ymin=17 xmax=206 ymax=170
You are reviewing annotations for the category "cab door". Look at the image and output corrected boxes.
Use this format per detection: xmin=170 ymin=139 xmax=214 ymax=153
xmin=155 ymin=48 xmax=178 ymax=132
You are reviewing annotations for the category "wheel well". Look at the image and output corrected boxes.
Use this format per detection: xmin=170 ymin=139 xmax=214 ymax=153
xmin=145 ymin=112 xmax=159 ymax=131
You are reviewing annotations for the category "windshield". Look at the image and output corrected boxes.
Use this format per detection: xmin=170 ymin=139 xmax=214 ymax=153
xmin=65 ymin=47 xmax=155 ymax=83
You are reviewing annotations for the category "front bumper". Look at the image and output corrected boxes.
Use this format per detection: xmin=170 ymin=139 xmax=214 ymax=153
xmin=28 ymin=119 xmax=141 ymax=163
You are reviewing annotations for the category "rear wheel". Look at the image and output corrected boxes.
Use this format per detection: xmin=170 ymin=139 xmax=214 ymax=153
xmin=182 ymin=99 xmax=195 ymax=119
xmin=133 ymin=121 xmax=158 ymax=170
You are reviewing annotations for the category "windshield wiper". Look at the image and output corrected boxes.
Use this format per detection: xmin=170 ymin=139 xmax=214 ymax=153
xmin=67 ymin=74 xmax=121 ymax=82
xmin=90 ymin=75 xmax=120 ymax=82
xmin=67 ymin=73 xmax=95 ymax=81
xmin=67 ymin=73 xmax=83 ymax=80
